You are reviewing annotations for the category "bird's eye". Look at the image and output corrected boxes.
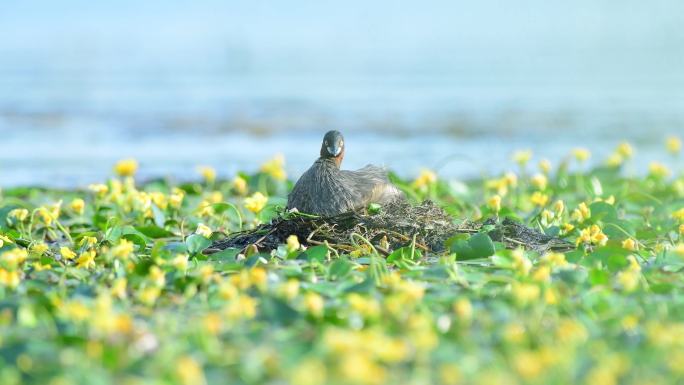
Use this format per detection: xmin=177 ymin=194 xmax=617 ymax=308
xmin=324 ymin=141 xmax=328 ymax=145
xmin=339 ymin=141 xmax=344 ymax=147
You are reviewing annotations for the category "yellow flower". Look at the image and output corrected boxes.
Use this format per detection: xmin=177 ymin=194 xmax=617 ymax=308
xmin=512 ymin=149 xmax=532 ymax=166
xmin=286 ymin=235 xmax=300 ymax=253
xmin=453 ymin=298 xmax=473 ymax=322
xmin=539 ymin=159 xmax=552 ymax=174
xmin=304 ymin=292 xmax=324 ymax=317
xmin=339 ymin=352 xmax=386 ymax=385
xmin=114 ymin=158 xmax=138 ymax=177
xmin=512 ymin=282 xmax=540 ymax=305
xmin=673 ymin=208 xmax=684 ymax=222
xmin=485 ymin=178 xmax=509 ymax=196
xmin=577 ymin=225 xmax=608 ymax=246
xmin=111 ymin=278 xmax=127 ymax=299
xmin=532 ymin=265 xmax=551 ymax=282
xmin=70 ymin=198 xmax=85 ymax=215
xmin=76 ymin=250 xmax=96 ymax=269
xmin=225 ymin=295 xmax=257 ymax=320
xmin=61 ymin=301 xmax=90 ymax=322
xmin=290 ymin=358 xmax=327 ymax=385
xmin=37 ymin=207 xmax=55 ymax=226
xmin=503 ymin=172 xmax=518 ymax=187
xmin=621 ymin=315 xmax=639 ymax=332
xmin=347 ymin=293 xmax=380 ymax=319
xmin=169 ymin=189 xmax=185 ymax=209
xmin=148 ymin=266 xmax=166 ymax=287
xmin=1 ymin=248 xmax=28 ymax=269
xmin=560 ymin=223 xmax=575 ymax=235
xmin=438 ymin=364 xmax=462 ymax=385
xmin=530 ymin=191 xmax=549 ymax=207
xmin=31 ymin=242 xmax=48 ymax=255
xmin=617 ymin=141 xmax=634 ymax=158
xmin=666 ymin=136 xmax=682 ymax=155
xmin=679 ymin=224 xmax=684 ymax=235
xmin=207 ymin=191 xmax=223 ymax=204
xmin=279 ymin=279 xmax=300 ymax=300
xmin=138 ymin=286 xmax=161 ymax=306
xmin=88 ymin=184 xmax=109 ymax=196
xmin=572 ymin=147 xmax=591 ymax=162
xmin=0 ymin=234 xmax=12 ymax=248
xmin=649 ymin=162 xmax=670 ymax=179
xmin=674 ymin=243 xmax=684 ymax=258
xmin=621 ymin=238 xmax=637 ymax=251
xmin=553 ymin=200 xmax=565 ymax=216
xmin=131 ymin=191 xmax=152 ymax=213
xmin=171 ymin=254 xmax=189 ymax=271
xmin=511 ymin=248 xmax=532 ymax=275
xmin=175 ymin=356 xmax=206 ymax=385
xmin=260 ymin=154 xmax=287 ymax=181
xmin=232 ymin=176 xmax=248 ymax=195
xmin=530 ymin=173 xmax=547 ymax=190
xmin=60 ymin=247 xmax=77 ymax=260
xmin=513 ymin=350 xmax=544 ymax=380
xmin=8 ymin=208 xmax=29 ymax=222
xmin=33 ymin=262 xmax=52 ymax=271
xmin=541 ymin=209 xmax=555 ymax=226
xmin=196 ymin=166 xmax=216 ymax=183
xmin=502 ymin=322 xmax=526 ymax=344
xmin=0 ymin=268 xmax=21 ymax=288
xmin=626 ymin=255 xmax=641 ymax=272
xmin=195 ymin=223 xmax=212 ymax=238
xmin=606 ymin=153 xmax=624 ymax=167
xmin=572 ymin=202 xmax=591 ymax=222
xmin=617 ymin=269 xmax=639 ymax=292
xmin=112 ymin=239 xmax=135 ymax=259
xmin=244 ymin=192 xmax=268 ymax=213
xmin=412 ymin=169 xmax=437 ymax=189
xmin=556 ymin=318 xmax=588 ymax=345
xmin=149 ymin=192 xmax=168 ymax=209
xmin=487 ymin=195 xmax=501 ymax=213
xmin=201 ymin=312 xmax=222 ymax=335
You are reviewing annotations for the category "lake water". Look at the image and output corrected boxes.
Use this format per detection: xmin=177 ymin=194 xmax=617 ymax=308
xmin=1 ymin=1 xmax=682 ymax=187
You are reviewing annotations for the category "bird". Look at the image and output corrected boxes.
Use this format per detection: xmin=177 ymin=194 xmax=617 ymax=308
xmin=286 ymin=130 xmax=404 ymax=216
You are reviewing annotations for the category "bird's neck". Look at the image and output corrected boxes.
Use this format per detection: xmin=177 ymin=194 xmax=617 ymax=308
xmin=319 ymin=156 xmax=342 ymax=169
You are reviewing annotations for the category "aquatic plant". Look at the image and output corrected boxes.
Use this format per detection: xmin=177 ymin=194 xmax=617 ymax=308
xmin=0 ymin=139 xmax=682 ymax=385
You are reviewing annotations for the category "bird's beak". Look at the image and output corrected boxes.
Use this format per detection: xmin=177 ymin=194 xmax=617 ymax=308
xmin=327 ymin=145 xmax=342 ymax=157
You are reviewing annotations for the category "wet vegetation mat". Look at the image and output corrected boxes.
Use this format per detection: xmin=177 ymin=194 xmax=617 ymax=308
xmin=0 ymin=141 xmax=684 ymax=385
xmin=208 ymin=200 xmax=574 ymax=256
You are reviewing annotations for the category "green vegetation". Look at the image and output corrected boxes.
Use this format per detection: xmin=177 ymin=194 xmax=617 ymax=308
xmin=0 ymin=139 xmax=683 ymax=385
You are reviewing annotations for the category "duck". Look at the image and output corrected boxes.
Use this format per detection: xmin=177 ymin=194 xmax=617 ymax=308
xmin=287 ymin=130 xmax=404 ymax=216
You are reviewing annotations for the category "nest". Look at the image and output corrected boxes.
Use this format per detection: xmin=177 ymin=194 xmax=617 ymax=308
xmin=206 ymin=201 xmax=573 ymax=256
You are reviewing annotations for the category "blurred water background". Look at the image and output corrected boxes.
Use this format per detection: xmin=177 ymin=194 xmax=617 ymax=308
xmin=1 ymin=0 xmax=683 ymax=187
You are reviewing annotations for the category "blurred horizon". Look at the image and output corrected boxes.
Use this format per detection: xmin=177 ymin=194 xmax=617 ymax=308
xmin=1 ymin=0 xmax=683 ymax=186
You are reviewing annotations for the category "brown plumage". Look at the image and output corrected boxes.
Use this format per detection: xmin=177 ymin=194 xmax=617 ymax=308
xmin=286 ymin=131 xmax=404 ymax=216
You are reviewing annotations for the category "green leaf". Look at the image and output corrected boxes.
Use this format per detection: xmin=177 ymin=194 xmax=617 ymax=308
xmin=589 ymin=202 xmax=618 ymax=223
xmin=327 ymin=258 xmax=353 ymax=280
xmin=303 ymin=245 xmax=329 ymax=263
xmin=450 ymin=232 xmax=495 ymax=260
xmin=386 ymin=246 xmax=421 ymax=265
xmin=186 ymin=234 xmax=212 ymax=255
xmin=135 ymin=225 xmax=175 ymax=239
xmin=208 ymin=248 xmax=240 ymax=261
xmin=367 ymin=203 xmax=382 ymax=214
xmin=588 ymin=268 xmax=609 ymax=286
xmin=586 ymin=246 xmax=630 ymax=271
xmin=259 ymin=297 xmax=300 ymax=325
xmin=121 ymin=233 xmax=147 ymax=250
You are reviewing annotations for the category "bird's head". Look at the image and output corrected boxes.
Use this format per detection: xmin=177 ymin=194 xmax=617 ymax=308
xmin=320 ymin=130 xmax=345 ymax=166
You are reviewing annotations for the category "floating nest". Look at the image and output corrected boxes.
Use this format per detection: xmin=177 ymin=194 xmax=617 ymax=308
xmin=206 ymin=201 xmax=574 ymax=256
